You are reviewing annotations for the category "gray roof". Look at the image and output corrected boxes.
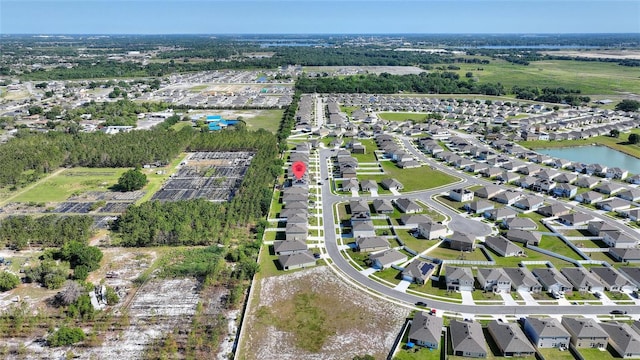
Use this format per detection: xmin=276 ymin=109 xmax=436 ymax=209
xmin=447 ymin=231 xmax=475 ymax=244
xmin=408 ymin=312 xmax=444 ymax=346
xmin=618 ymin=267 xmax=640 ymax=287
xmin=278 ymin=251 xmax=316 ymax=268
xmin=590 ymin=267 xmax=632 ymax=288
xmin=562 ymin=317 xmax=608 ymax=339
xmin=488 ymin=320 xmax=536 ymax=354
xmin=504 ymin=217 xmax=538 ymax=230
xmin=360 ymin=179 xmax=378 ymax=191
xmin=524 ymin=317 xmax=570 ymax=339
xmin=273 ymin=239 xmax=308 ymax=254
xmin=395 ymin=197 xmax=422 ymax=212
xmin=381 ymin=178 xmax=403 ymax=189
xmin=484 ymin=236 xmax=522 ymax=256
xmin=532 ymin=268 xmax=572 ymax=289
xmin=506 ymin=229 xmax=542 ymax=245
xmin=558 ymin=212 xmax=594 ymax=225
xmin=449 ymin=320 xmax=487 ymax=355
xmin=372 ymin=198 xmax=394 ymax=212
xmin=369 ymin=248 xmax=407 ymax=266
xmin=504 ymin=267 xmax=541 ymax=289
xmin=355 ymin=236 xmax=389 ymax=250
xmin=560 ymin=267 xmax=604 ymax=290
xmin=402 ymin=260 xmax=436 ymax=281
xmin=400 ymin=214 xmax=432 ymax=225
xmin=446 ymin=266 xmax=474 ymax=283
xmin=478 ymin=268 xmax=511 ymax=285
xmin=349 ymin=199 xmax=370 ymax=214
xmin=474 ymin=185 xmax=504 ymax=198
xmin=601 ymin=322 xmax=640 ymax=357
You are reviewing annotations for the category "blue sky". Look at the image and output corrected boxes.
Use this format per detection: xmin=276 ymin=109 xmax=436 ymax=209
xmin=1 ymin=0 xmax=639 ymax=34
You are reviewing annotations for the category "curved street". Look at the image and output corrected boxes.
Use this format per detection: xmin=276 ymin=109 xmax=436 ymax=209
xmin=316 ymin=134 xmax=640 ymax=317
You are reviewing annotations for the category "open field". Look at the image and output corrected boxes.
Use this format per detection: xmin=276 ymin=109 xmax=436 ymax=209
xmin=241 ymin=266 xmax=408 ymax=360
xmin=188 ymin=109 xmax=284 ymax=133
xmin=439 ymin=59 xmax=640 ymax=95
xmin=8 ymin=167 xmax=128 ymax=203
xmin=378 ymin=112 xmax=429 ymax=122
xmin=542 ymin=50 xmax=640 ymax=60
xmin=380 ymin=161 xmax=459 ymax=192
xmin=519 ymin=129 xmax=640 ymax=160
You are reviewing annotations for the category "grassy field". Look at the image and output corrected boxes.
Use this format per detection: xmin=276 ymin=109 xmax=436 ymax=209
xmin=378 ymin=112 xmax=429 ymax=122
xmin=429 ymin=247 xmax=489 ymax=261
xmin=538 ymin=236 xmax=584 ymax=260
xmin=242 ymin=109 xmax=284 ymax=133
xmin=10 ymin=167 xmax=129 ymax=203
xmin=578 ymin=347 xmax=616 ymax=360
xmin=380 ymin=161 xmax=459 ymax=192
xmin=519 ymin=129 xmax=640 ymax=160
xmin=439 ymin=59 xmax=640 ymax=95
xmin=538 ymin=348 xmax=577 ymax=360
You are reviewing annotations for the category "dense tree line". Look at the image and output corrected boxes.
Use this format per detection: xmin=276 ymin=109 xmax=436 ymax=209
xmin=512 ymin=86 xmax=590 ymax=105
xmin=295 ymin=72 xmax=505 ymax=95
xmin=0 ymin=215 xmax=93 ymax=250
xmin=0 ymin=124 xmax=194 ymax=187
xmin=113 ymin=128 xmax=279 ymax=246
xmin=277 ymin=91 xmax=301 ymax=150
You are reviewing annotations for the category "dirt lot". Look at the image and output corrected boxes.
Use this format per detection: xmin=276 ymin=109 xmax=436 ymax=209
xmin=241 ymin=266 xmax=408 ymax=360
xmin=541 ymin=50 xmax=640 ymax=60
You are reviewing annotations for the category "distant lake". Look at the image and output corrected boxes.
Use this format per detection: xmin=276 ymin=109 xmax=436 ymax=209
xmin=537 ymin=145 xmax=640 ymax=174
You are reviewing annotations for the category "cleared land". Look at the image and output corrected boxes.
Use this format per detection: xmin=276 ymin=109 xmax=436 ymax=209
xmin=188 ymin=109 xmax=284 ymax=133
xmin=440 ymin=59 xmax=640 ymax=95
xmin=241 ymin=266 xmax=408 ymax=360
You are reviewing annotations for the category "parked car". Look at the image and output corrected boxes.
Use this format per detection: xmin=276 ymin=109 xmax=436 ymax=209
xmin=415 ymin=301 xmax=427 ymax=307
xmin=610 ymin=310 xmax=627 ymax=315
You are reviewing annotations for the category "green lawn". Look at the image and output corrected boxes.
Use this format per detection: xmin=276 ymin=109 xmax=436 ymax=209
xmin=407 ymin=279 xmax=463 ymax=300
xmin=573 ymin=239 xmax=607 ymax=249
xmin=378 ymin=112 xmax=429 ymax=122
xmin=374 ymin=268 xmax=401 ymax=285
xmin=11 ymin=167 xmax=129 ymax=203
xmin=434 ymin=195 xmax=467 ymax=213
xmin=538 ymin=236 xmax=584 ymax=260
xmin=340 ymin=105 xmax=360 ymax=117
xmin=237 ymin=109 xmax=285 ymax=133
xmin=578 ymin=347 xmax=616 ymax=360
xmin=356 ymin=161 xmax=459 ymax=192
xmin=170 ymin=121 xmax=194 ymax=131
xmin=438 ymin=59 xmax=640 ymax=95
xmin=428 ymin=247 xmax=489 ymax=261
xmin=396 ymin=231 xmax=440 ymax=253
xmin=538 ymin=348 xmax=577 ymax=360
xmin=488 ymin=243 xmax=576 ymax=269
xmin=519 ymin=129 xmax=640 ymax=160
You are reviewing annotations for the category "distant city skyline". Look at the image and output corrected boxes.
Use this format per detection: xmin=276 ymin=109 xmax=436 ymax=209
xmin=1 ymin=0 xmax=639 ymax=35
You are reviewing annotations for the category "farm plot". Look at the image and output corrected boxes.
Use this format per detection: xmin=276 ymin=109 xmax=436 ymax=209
xmin=152 ymin=152 xmax=255 ymax=202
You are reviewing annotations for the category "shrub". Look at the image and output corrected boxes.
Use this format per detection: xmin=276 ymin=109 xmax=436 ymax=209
xmin=0 ymin=271 xmax=20 ymax=292
xmin=48 ymin=326 xmax=85 ymax=347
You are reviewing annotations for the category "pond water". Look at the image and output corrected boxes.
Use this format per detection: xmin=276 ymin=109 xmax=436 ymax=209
xmin=537 ymin=145 xmax=640 ymax=174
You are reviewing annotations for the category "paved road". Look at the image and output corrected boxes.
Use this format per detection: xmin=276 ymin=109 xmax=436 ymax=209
xmin=317 ymin=136 xmax=639 ymax=316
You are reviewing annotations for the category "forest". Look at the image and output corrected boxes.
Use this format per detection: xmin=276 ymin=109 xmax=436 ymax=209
xmin=295 ymin=71 xmax=506 ymax=95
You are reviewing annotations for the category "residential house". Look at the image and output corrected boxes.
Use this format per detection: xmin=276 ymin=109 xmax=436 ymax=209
xmin=446 ymin=232 xmax=476 ymax=251
xmin=474 ymin=185 xmax=504 ymax=199
xmin=465 ymin=200 xmax=494 ymax=214
xmin=557 ymin=212 xmax=594 ymax=226
xmin=605 ymin=167 xmax=629 ymax=180
xmin=278 ymin=251 xmax=317 ymax=271
xmin=587 ymin=221 xmax=617 ymax=236
xmin=477 ymin=268 xmax=511 ymax=293
xmin=627 ymin=174 xmax=640 ymax=185
xmin=355 ymin=236 xmax=389 ymax=253
xmin=590 ymin=267 xmax=637 ymax=292
xmin=532 ymin=178 xmax=557 ymax=193
xmin=532 ymin=268 xmax=572 ymax=297
xmin=499 ymin=171 xmax=521 ymax=183
xmin=352 ymin=221 xmax=375 ymax=238
xmin=620 ymin=208 xmax=640 ymax=221
xmin=273 ymin=239 xmax=308 ymax=256
xmin=369 ymin=249 xmax=407 ymax=269
xmin=617 ymin=188 xmax=640 ymax=202
xmin=381 ymin=178 xmax=403 ymax=191
xmin=513 ymin=195 xmax=545 ymax=211
xmin=506 ymin=229 xmax=542 ymax=246
xmin=492 ymin=190 xmax=522 ymax=205
xmin=618 ymin=267 xmax=640 ymax=288
xmin=609 ymin=248 xmax=640 ymax=263
xmin=503 ymin=217 xmax=538 ymax=231
xmin=560 ymin=267 xmax=605 ymax=293
xmin=285 ymin=223 xmax=308 ymax=241
xmin=575 ymin=191 xmax=604 ymax=204
xmin=395 ymin=198 xmax=422 ymax=213
xmin=537 ymin=204 xmax=571 ymax=218
xmin=555 ymin=172 xmax=578 ymax=184
xmin=408 ymin=312 xmax=444 ymax=349
xmin=484 ymin=207 xmax=518 ymax=221
xmin=445 ymin=266 xmax=475 ymax=292
xmin=553 ymin=183 xmax=578 ymax=198
xmin=487 ymin=320 xmax=536 ymax=357
xmin=504 ymin=267 xmax=543 ymax=293
xmin=402 ymin=260 xmax=437 ymax=285
xmin=360 ymin=179 xmax=378 ymax=193
xmin=449 ymin=188 xmax=474 ymax=202
xmin=481 ymin=167 xmax=502 ymax=178
xmin=523 ymin=317 xmax=571 ymax=349
xmin=595 ymin=182 xmax=625 ymax=195
xmin=449 ymin=320 xmax=487 ymax=358
xmin=600 ymin=322 xmax=640 ymax=359
xmin=349 ymin=199 xmax=370 ymax=218
xmin=601 ymin=231 xmax=639 ymax=249
xmin=484 ymin=236 xmax=524 ymax=257
xmin=561 ymin=317 xmax=608 ymax=348
xmin=576 ymin=176 xmax=600 ymax=189
xmin=399 ymin=214 xmax=432 ymax=226
xmin=418 ymin=222 xmax=447 ymax=240
xmin=342 ymin=178 xmax=359 ymax=192
xmin=372 ymin=199 xmax=394 ymax=214
xmin=597 ymin=197 xmax=632 ymax=212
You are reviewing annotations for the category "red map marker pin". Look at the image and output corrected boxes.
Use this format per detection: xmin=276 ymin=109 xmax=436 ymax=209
xmin=292 ymin=161 xmax=306 ymax=180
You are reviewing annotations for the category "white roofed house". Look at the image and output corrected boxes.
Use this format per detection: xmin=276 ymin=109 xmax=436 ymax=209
xmin=449 ymin=188 xmax=474 ymax=202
